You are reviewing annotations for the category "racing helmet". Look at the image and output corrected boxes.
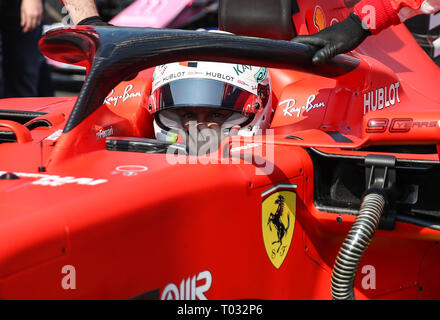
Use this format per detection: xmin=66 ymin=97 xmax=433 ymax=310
xmin=148 ymin=61 xmax=272 ymax=142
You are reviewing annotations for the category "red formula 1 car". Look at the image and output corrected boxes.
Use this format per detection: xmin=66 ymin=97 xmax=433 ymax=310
xmin=0 ymin=0 xmax=439 ymax=300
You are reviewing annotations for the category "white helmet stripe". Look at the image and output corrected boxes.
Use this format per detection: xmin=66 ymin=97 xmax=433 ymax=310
xmin=152 ymin=61 xmax=267 ymax=95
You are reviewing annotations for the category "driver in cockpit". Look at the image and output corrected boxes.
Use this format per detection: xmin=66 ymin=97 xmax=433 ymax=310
xmin=147 ymin=61 xmax=272 ymax=155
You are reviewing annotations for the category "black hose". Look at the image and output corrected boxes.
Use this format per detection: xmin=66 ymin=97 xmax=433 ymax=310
xmin=331 ymin=192 xmax=386 ymax=300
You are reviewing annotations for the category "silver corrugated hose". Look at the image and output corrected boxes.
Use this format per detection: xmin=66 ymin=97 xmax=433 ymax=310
xmin=331 ymin=192 xmax=386 ymax=300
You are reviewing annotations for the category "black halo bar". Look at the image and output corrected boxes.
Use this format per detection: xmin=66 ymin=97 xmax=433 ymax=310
xmin=40 ymin=26 xmax=360 ymax=133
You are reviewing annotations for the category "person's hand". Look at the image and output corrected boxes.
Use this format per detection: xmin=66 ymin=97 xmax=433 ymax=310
xmin=21 ymin=0 xmax=43 ymax=33
xmin=292 ymin=13 xmax=371 ymax=64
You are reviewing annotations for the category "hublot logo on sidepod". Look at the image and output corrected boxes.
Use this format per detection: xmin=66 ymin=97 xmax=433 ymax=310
xmin=363 ymin=82 xmax=401 ymax=115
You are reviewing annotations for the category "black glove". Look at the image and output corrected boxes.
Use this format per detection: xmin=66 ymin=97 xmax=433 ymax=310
xmin=77 ymin=16 xmax=112 ymax=26
xmin=292 ymin=13 xmax=371 ymax=64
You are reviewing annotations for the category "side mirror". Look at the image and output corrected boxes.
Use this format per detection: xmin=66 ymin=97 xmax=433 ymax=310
xmin=39 ymin=27 xmax=100 ymax=73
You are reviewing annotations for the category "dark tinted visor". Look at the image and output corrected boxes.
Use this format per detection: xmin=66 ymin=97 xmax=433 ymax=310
xmin=152 ymin=78 xmax=256 ymax=113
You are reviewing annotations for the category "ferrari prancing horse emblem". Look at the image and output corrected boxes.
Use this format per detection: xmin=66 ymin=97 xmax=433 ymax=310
xmin=262 ymin=189 xmax=296 ymax=269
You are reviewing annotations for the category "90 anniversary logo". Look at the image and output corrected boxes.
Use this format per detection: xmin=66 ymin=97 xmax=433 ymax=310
xmin=261 ymin=185 xmax=297 ymax=269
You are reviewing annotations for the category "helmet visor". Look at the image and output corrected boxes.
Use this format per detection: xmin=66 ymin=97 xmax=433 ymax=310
xmin=152 ymin=78 xmax=258 ymax=115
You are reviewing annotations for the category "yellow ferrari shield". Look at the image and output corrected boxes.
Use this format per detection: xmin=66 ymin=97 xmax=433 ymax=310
xmin=262 ymin=189 xmax=296 ymax=269
xmin=314 ymin=6 xmax=326 ymax=32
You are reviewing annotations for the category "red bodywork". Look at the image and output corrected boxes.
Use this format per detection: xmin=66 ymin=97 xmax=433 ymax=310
xmin=0 ymin=0 xmax=439 ymax=300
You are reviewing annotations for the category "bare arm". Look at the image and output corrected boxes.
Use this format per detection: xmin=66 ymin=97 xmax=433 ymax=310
xmin=21 ymin=0 xmax=43 ymax=33
xmin=62 ymin=0 xmax=99 ymax=25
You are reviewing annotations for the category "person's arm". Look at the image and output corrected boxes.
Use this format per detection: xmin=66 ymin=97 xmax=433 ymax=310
xmin=61 ymin=0 xmax=108 ymax=25
xmin=293 ymin=0 xmax=440 ymax=64
xmin=21 ymin=0 xmax=44 ymax=33
xmin=293 ymin=13 xmax=371 ymax=64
